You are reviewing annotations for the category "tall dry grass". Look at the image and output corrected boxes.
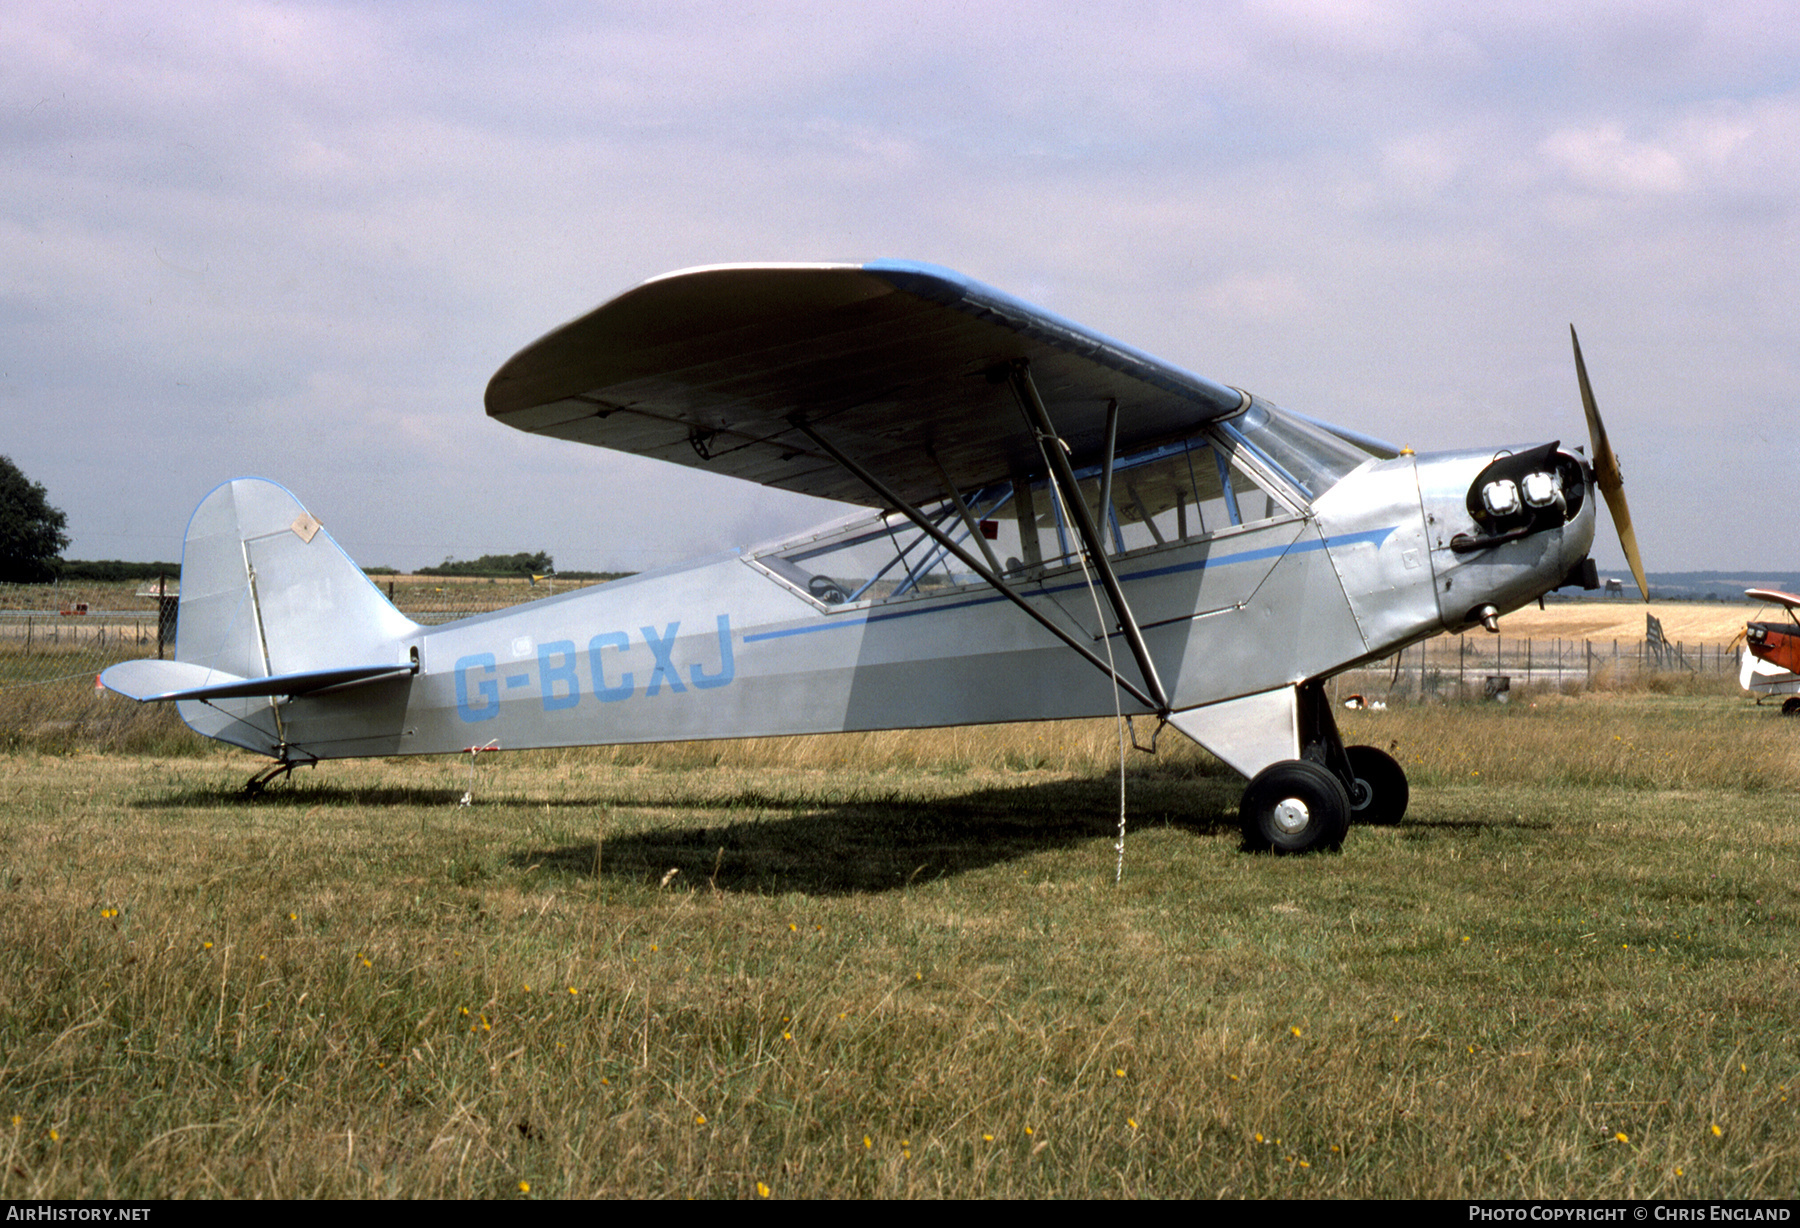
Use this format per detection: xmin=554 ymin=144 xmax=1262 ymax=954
xmin=1 ymin=695 xmax=1796 ymax=1197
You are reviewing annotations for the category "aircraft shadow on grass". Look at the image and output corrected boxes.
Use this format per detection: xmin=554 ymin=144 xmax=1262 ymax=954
xmin=140 ymin=773 xmax=1245 ymax=895
xmin=519 ymin=775 xmax=1245 ymax=895
xmin=514 ymin=784 xmax=1553 ymax=893
xmin=142 ymin=770 xmax=1550 ymax=896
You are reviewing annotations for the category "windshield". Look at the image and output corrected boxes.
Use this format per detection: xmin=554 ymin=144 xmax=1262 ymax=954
xmin=1219 ymin=396 xmax=1372 ymax=501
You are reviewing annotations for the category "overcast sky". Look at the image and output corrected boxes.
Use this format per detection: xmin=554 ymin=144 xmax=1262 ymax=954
xmin=4 ymin=1 xmax=1795 ymax=575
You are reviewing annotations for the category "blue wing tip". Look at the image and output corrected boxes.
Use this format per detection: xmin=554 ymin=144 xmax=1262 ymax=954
xmin=862 ymin=259 xmax=976 ymax=305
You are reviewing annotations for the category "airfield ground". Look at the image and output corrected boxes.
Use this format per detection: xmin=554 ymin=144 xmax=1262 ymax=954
xmin=1 ymin=680 xmax=1795 ymax=1199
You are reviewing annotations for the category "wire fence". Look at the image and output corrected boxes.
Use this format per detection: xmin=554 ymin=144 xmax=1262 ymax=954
xmin=0 ymin=576 xmax=600 ymax=749
xmin=1331 ymin=632 xmax=1741 ymax=706
xmin=0 ymin=578 xmax=1749 ymax=748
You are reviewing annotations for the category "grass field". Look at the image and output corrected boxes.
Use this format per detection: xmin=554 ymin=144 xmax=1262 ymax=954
xmin=1 ymin=685 xmax=1796 ymax=1198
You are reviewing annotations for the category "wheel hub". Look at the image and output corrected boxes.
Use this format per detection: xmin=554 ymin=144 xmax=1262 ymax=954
xmin=1272 ymin=797 xmax=1311 ymax=834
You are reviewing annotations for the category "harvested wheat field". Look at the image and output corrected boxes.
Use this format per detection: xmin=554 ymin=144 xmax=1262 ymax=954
xmin=1503 ymin=599 xmax=1761 ymax=645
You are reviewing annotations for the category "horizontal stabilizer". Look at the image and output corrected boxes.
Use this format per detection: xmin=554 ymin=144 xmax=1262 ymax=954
xmin=101 ymin=658 xmax=414 ymax=703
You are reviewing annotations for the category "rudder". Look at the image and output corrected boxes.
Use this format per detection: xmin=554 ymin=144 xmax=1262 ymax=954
xmin=176 ymin=478 xmax=416 ymax=679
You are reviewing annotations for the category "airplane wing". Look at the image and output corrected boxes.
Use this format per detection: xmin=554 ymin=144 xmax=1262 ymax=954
xmin=484 ymin=261 xmax=1249 ymax=506
xmin=1746 ymin=588 xmax=1800 ymax=610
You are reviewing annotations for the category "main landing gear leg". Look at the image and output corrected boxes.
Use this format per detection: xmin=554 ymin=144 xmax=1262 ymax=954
xmin=1296 ymin=679 xmax=1410 ymax=828
xmin=1236 ymin=681 xmax=1409 ymax=852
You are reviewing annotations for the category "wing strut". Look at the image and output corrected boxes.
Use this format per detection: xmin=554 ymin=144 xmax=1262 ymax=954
xmin=788 ymin=417 xmax=1161 ymax=712
xmin=1006 ymin=362 xmax=1172 ymax=715
xmin=928 ymin=449 xmax=1004 ymax=576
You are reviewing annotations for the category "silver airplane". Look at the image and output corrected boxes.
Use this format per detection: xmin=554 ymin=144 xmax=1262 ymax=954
xmin=101 ymin=262 xmax=1647 ymax=853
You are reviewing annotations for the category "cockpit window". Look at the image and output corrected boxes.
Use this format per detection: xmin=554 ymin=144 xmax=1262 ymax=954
xmin=1098 ymin=435 xmax=1284 ymax=554
xmin=1219 ymin=396 xmax=1372 ymax=500
xmin=751 ymin=423 xmax=1302 ymax=610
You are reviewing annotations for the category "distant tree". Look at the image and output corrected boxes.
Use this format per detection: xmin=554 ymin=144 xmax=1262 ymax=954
xmin=416 ymin=551 xmax=554 ymax=578
xmin=0 ymin=457 xmax=69 ymax=583
xmin=56 ymin=559 xmax=179 ymax=582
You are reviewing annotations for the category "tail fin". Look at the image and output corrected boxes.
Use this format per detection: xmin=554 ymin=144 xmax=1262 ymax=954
xmin=101 ymin=479 xmax=416 ymax=755
xmin=175 ymin=478 xmax=415 ymax=679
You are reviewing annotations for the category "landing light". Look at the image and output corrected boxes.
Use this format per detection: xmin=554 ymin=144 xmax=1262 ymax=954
xmin=1520 ymin=470 xmax=1563 ymax=510
xmin=1480 ymin=479 xmax=1521 ymax=518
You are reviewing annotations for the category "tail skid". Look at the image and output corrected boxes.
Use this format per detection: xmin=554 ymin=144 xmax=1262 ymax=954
xmin=100 ymin=478 xmax=417 ymax=757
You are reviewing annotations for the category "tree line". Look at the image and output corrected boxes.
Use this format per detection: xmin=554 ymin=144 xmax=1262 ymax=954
xmin=3 ymin=458 xmax=631 ymax=586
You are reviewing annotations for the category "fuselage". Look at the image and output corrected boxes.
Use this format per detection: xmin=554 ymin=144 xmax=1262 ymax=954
xmin=186 ymin=436 xmax=1597 ymax=765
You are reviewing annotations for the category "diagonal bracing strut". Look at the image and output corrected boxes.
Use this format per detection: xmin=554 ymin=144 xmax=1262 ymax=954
xmin=787 ymin=416 xmax=1161 ymax=713
xmin=1006 ymin=361 xmax=1171 ymax=715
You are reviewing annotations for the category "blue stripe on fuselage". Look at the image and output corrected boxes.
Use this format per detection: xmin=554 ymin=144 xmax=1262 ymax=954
xmin=741 ymin=525 xmax=1396 ymax=644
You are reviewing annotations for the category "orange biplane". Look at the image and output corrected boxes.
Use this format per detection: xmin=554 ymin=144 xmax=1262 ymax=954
xmin=1741 ymin=589 xmax=1800 ymax=714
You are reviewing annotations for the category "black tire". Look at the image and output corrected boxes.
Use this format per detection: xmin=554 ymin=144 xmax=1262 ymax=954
xmin=1240 ymin=760 xmax=1351 ymax=854
xmin=1345 ymin=744 xmax=1409 ymax=826
xmin=1782 ymin=697 xmax=1800 ymax=717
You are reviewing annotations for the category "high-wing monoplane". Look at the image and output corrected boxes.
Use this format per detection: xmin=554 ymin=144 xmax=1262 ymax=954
xmin=102 ymin=262 xmax=1648 ymax=852
xmin=1740 ymin=588 xmax=1800 ymax=714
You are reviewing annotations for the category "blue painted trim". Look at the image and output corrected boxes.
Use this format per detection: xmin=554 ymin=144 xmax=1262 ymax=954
xmin=744 ymin=616 xmax=869 ymax=644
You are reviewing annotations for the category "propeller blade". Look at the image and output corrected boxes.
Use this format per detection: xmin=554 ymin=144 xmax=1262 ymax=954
xmin=1571 ymin=325 xmax=1648 ymax=602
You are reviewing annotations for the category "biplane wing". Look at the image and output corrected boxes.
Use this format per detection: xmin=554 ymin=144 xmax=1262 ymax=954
xmin=1745 ymin=588 xmax=1800 ymax=610
xmin=484 ymin=261 xmax=1255 ymax=506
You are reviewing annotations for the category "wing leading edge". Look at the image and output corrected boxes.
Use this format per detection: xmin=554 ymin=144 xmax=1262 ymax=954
xmin=484 ymin=261 xmax=1248 ymax=507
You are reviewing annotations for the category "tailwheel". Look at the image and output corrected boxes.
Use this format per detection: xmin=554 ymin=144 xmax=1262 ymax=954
xmin=1345 ymin=745 xmax=1409 ymax=826
xmin=1783 ymin=697 xmax=1800 ymax=717
xmin=244 ymin=757 xmax=315 ymax=795
xmin=1240 ymin=760 xmax=1350 ymax=854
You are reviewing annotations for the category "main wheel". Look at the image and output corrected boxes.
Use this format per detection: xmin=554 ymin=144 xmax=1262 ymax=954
xmin=1240 ymin=760 xmax=1351 ymax=854
xmin=1344 ymin=744 xmax=1409 ymax=826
